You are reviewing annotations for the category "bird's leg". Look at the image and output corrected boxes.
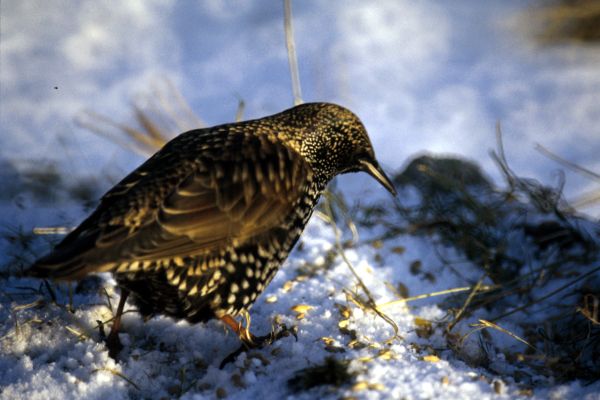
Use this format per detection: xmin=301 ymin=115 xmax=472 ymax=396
xmin=220 ymin=311 xmax=256 ymax=346
xmin=219 ymin=311 xmax=298 ymax=368
xmin=106 ymin=289 xmax=129 ymax=359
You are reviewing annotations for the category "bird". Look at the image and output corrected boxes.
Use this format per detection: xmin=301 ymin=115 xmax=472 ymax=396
xmin=27 ymin=102 xmax=396 ymax=356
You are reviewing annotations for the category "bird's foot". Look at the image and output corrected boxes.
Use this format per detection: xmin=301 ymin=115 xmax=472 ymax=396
xmin=98 ymin=290 xmax=129 ymax=360
xmin=97 ymin=319 xmax=124 ymax=360
xmin=219 ymin=312 xmax=297 ymax=368
xmin=106 ymin=331 xmax=124 ymax=360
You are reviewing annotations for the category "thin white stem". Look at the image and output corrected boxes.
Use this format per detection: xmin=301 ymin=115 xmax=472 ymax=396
xmin=284 ymin=0 xmax=303 ymax=105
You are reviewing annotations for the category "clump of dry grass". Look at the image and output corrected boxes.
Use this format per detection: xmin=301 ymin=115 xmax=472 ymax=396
xmin=524 ymin=0 xmax=600 ymax=45
xmin=359 ymin=141 xmax=600 ymax=383
xmin=75 ymin=78 xmax=205 ymax=158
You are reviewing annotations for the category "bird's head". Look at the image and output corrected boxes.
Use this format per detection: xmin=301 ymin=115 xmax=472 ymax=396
xmin=285 ymin=102 xmax=396 ymax=196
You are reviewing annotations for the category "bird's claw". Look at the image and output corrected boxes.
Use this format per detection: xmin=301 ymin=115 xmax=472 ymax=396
xmin=219 ymin=323 xmax=298 ymax=368
xmin=245 ymin=323 xmax=298 ymax=347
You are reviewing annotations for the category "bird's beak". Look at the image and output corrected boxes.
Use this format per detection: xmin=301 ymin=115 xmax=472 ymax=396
xmin=359 ymin=159 xmax=397 ymax=196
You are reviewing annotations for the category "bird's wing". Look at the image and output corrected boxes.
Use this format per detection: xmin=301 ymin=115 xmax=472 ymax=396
xmin=29 ymin=128 xmax=312 ymax=279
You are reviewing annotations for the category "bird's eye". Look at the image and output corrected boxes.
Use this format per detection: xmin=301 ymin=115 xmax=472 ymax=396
xmin=354 ymin=152 xmax=371 ymax=163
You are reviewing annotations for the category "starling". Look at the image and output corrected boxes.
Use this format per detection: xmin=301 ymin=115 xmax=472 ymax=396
xmin=28 ymin=102 xmax=396 ymax=353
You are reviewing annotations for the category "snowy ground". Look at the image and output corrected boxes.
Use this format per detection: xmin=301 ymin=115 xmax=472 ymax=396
xmin=1 ymin=190 xmax=599 ymax=399
xmin=1 ymin=1 xmax=600 ymax=399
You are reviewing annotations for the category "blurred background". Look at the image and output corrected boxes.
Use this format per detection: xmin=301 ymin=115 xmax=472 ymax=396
xmin=1 ymin=0 xmax=599 ymax=229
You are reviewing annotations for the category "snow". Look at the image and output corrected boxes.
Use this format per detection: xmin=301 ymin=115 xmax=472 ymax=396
xmin=1 ymin=1 xmax=600 ymax=399
xmin=2 ymin=210 xmax=599 ymax=399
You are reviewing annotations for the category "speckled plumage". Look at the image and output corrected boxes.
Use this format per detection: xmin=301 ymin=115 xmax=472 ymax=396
xmin=28 ymin=102 xmax=396 ymax=325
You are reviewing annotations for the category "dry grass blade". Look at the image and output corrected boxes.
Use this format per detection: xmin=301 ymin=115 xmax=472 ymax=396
xmin=535 ymin=143 xmax=600 ymax=210
xmin=536 ymin=144 xmax=600 ymax=182
xmin=91 ymin=368 xmax=140 ymax=391
xmin=32 ymin=227 xmax=72 ymax=235
xmin=76 ymin=77 xmax=205 ymax=157
xmin=76 ymin=111 xmax=156 ymax=157
xmin=88 ymin=310 xmax=138 ymax=334
xmin=491 ymin=265 xmax=600 ymax=322
xmin=322 ymin=194 xmax=400 ymax=341
xmin=102 ymin=287 xmax=114 ymax=314
xmin=447 ymin=276 xmax=487 ymax=332
xmin=235 ymin=98 xmax=246 ymax=122
xmin=578 ymin=294 xmax=599 ymax=325
xmin=490 ymin=122 xmax=515 ymax=191
xmin=318 ymin=190 xmax=360 ymax=244
xmin=491 ymin=124 xmax=569 ymax=213
xmin=471 ymin=319 xmax=537 ymax=351
xmin=11 ymin=299 xmax=45 ymax=312
xmin=65 ymin=325 xmax=90 ymax=341
xmin=132 ymin=106 xmax=171 ymax=145
xmin=1 ymin=317 xmax=43 ymax=341
xmin=284 ymin=0 xmax=303 ymax=106
xmin=150 ymin=78 xmax=205 ymax=131
xmin=341 ymin=249 xmax=400 ymax=341
xmin=572 ymin=191 xmax=600 ymax=209
xmin=377 ymin=284 xmax=497 ymax=309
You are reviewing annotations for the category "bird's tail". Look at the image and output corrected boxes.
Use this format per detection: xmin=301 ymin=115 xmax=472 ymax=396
xmin=27 ymin=257 xmax=87 ymax=281
xmin=25 ymin=232 xmax=100 ymax=280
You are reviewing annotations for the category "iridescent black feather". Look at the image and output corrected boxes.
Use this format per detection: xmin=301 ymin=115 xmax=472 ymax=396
xmin=28 ymin=102 xmax=396 ymax=323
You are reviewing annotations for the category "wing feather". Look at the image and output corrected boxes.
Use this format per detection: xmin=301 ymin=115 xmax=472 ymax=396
xmin=28 ymin=129 xmax=312 ymax=280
